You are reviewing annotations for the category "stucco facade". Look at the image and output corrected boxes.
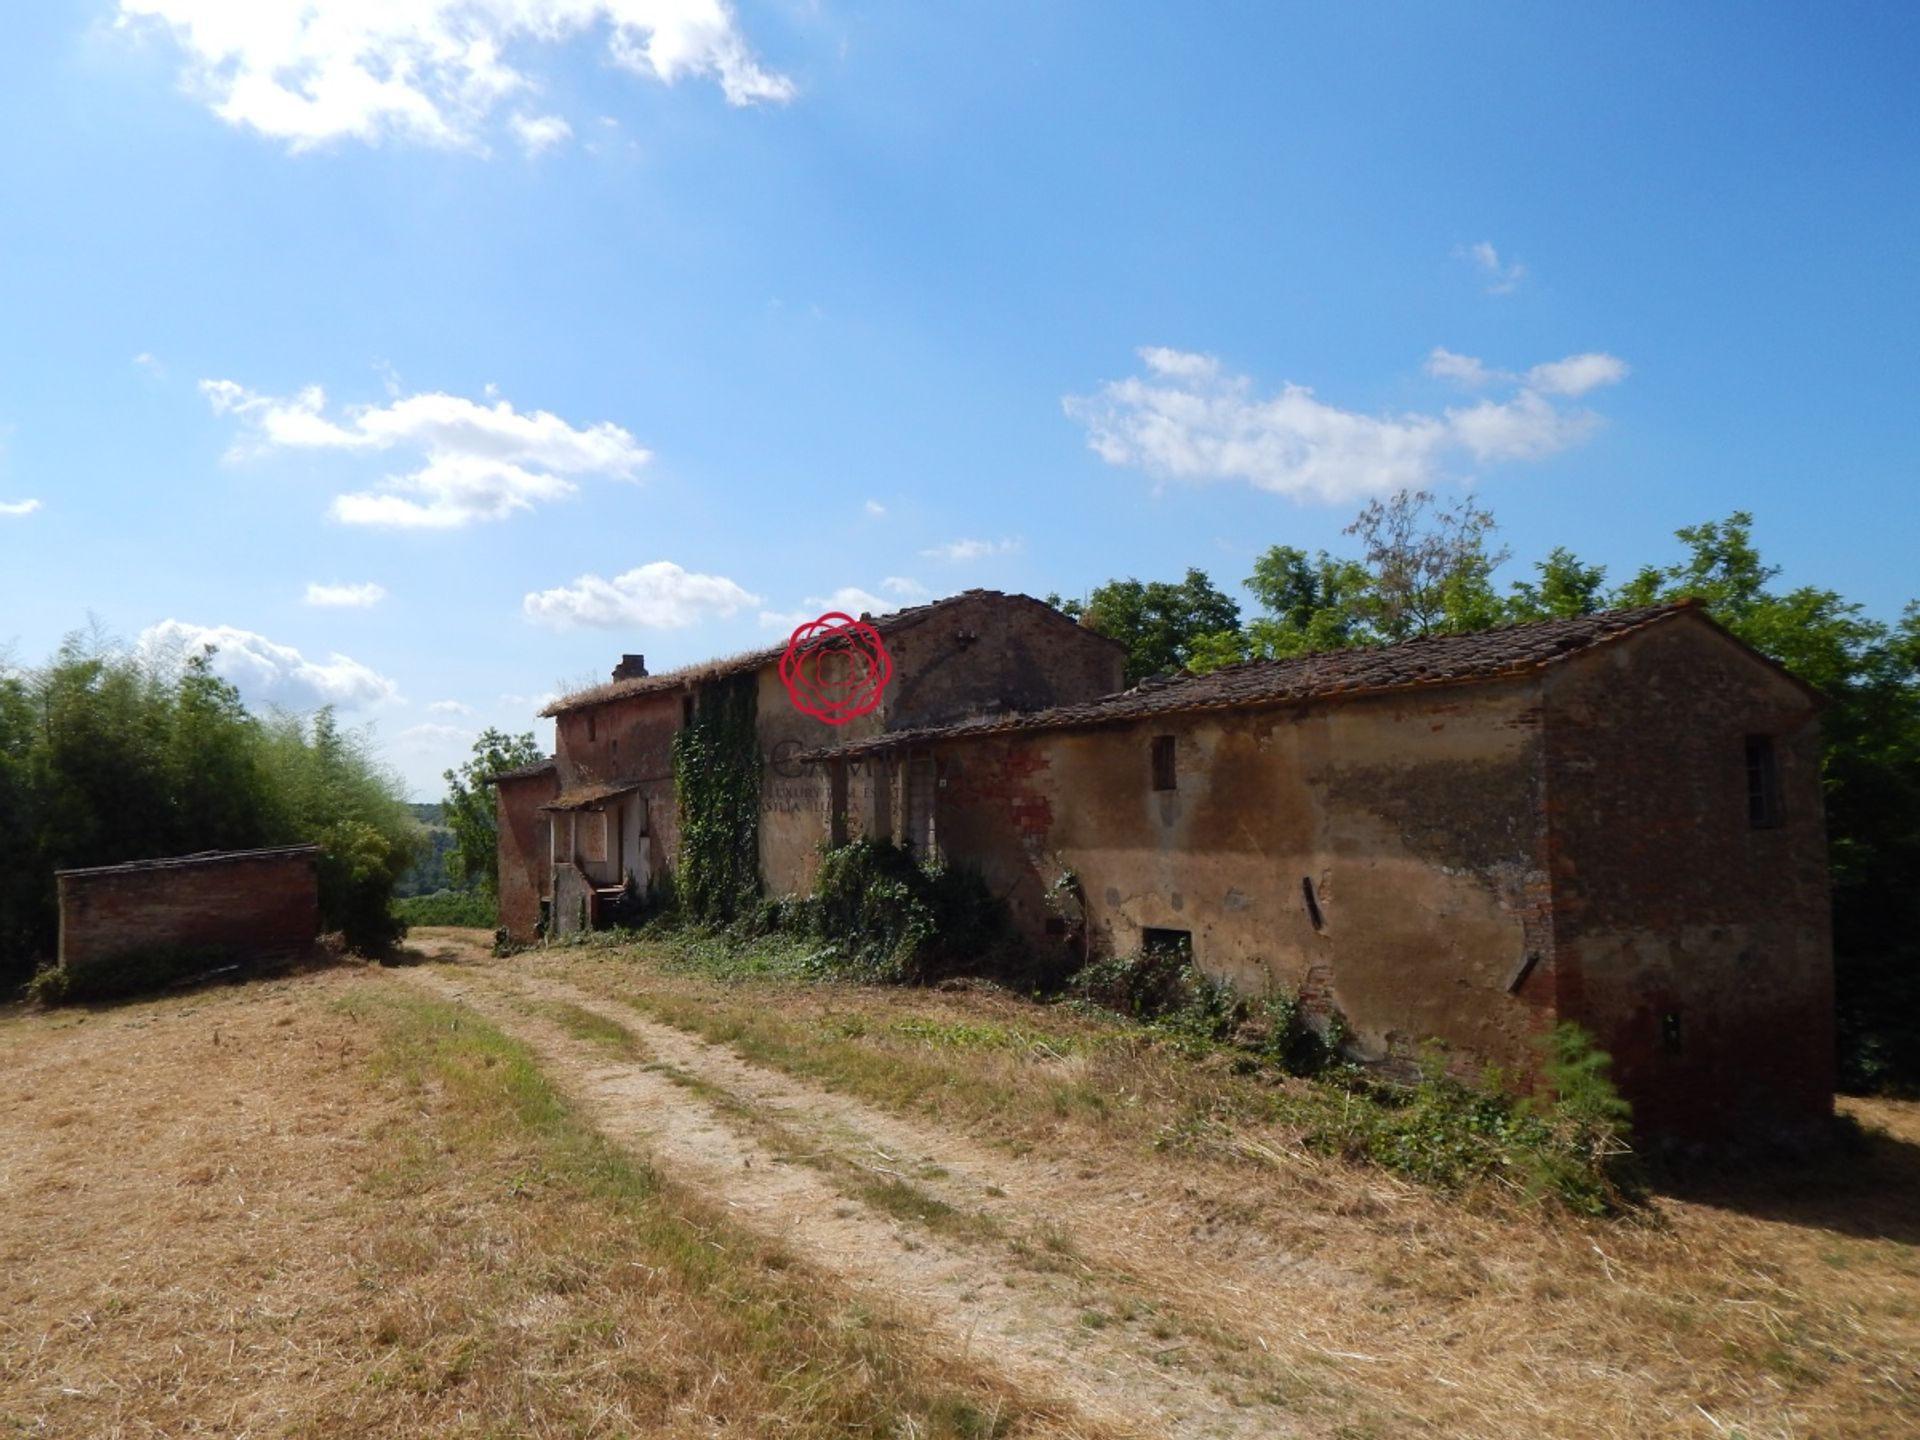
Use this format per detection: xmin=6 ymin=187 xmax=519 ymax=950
xmin=813 ymin=603 xmax=1833 ymax=1143
xmin=494 ymin=590 xmax=1125 ymax=941
xmin=494 ymin=595 xmax=1833 ymax=1142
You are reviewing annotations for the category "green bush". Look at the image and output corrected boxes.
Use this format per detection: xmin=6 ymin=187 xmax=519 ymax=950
xmin=802 ymin=838 xmax=1032 ymax=985
xmin=1303 ymin=1029 xmax=1643 ymax=1216
xmin=395 ymin=889 xmax=498 ymax=927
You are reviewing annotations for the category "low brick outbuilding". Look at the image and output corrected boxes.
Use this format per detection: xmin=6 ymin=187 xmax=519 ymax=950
xmin=56 ymin=845 xmax=322 ymax=990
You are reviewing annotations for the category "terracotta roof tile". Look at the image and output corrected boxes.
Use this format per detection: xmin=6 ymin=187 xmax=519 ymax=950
xmin=804 ymin=601 xmax=1707 ymax=760
xmin=540 ymin=590 xmax=1108 ymax=716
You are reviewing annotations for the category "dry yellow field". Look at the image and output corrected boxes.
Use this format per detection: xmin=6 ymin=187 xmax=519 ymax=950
xmin=3 ymin=930 xmax=1915 ymax=1438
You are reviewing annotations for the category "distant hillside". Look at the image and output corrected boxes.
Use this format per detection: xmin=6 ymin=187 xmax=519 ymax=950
xmin=399 ymin=804 xmax=457 ymax=897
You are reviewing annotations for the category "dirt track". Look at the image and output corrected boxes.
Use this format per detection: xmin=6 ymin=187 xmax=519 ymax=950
xmin=401 ymin=933 xmax=1323 ymax=1438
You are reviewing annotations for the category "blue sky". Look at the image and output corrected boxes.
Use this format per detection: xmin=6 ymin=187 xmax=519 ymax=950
xmin=1 ymin=2 xmax=1915 ymax=798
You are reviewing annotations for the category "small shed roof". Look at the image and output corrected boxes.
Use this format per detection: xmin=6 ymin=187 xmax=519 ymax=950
xmin=56 ymin=845 xmax=323 ymax=880
xmin=485 ymin=757 xmax=557 ymax=785
xmin=539 ymin=780 xmax=646 ymax=813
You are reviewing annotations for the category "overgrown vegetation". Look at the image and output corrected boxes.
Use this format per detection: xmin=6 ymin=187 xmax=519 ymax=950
xmin=1054 ymin=497 xmax=1920 ymax=1093
xmin=0 ymin=628 xmax=419 ymax=992
xmin=439 ymin=728 xmax=543 ymax=900
xmin=670 ymin=672 xmax=761 ymax=924
xmin=394 ymin=889 xmax=498 ymax=928
xmin=802 ymin=837 xmax=1037 ymax=984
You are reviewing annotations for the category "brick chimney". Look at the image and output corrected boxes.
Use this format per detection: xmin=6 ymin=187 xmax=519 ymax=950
xmin=612 ymin=654 xmax=648 ymax=681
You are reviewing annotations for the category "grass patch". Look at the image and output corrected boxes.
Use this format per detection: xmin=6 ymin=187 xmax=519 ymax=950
xmin=340 ymin=987 xmax=1086 ymax=1438
xmin=394 ymin=890 xmax=496 ymax=928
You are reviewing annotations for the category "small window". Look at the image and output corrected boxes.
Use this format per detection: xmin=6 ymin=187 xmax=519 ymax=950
xmin=1746 ymin=734 xmax=1781 ymax=828
xmin=1661 ymin=1011 xmax=1684 ymax=1054
xmin=1142 ymin=926 xmax=1191 ymax=957
xmin=682 ymin=695 xmax=696 ymax=727
xmin=586 ymin=713 xmax=597 ymax=743
xmin=1150 ymin=735 xmax=1176 ymax=791
xmin=1301 ymin=877 xmax=1325 ymax=933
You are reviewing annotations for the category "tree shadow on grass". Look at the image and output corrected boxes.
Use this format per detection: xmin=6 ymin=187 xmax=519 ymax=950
xmin=1649 ymin=1109 xmax=1920 ymax=1244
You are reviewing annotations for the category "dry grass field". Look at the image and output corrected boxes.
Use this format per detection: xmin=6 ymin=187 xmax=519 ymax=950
xmin=3 ymin=927 xmax=1916 ymax=1438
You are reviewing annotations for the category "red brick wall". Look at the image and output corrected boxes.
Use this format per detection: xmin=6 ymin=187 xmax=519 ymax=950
xmin=496 ymin=772 xmax=558 ymax=943
xmin=1543 ymin=615 xmax=1833 ymax=1142
xmin=58 ymin=848 xmax=320 ymax=978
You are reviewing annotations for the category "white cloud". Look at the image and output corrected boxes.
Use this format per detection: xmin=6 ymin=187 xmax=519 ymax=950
xmin=395 ymin=721 xmax=472 ymax=748
xmin=758 ymin=585 xmax=899 ymax=631
xmin=428 ymin=698 xmax=477 ymax=716
xmin=879 ymin=576 xmax=925 ymax=598
xmin=1138 ymin=346 xmax=1221 ymax=381
xmin=0 ymin=498 xmax=41 ymax=517
xmin=138 ymin=619 xmax=401 ymax=709
xmin=1459 ymin=240 xmax=1526 ymax=295
xmin=510 ymin=111 xmax=571 ymax=154
xmin=117 ymin=0 xmax=795 ymax=152
xmin=864 ymin=499 xmax=886 ymax=517
xmin=920 ymin=537 xmax=1021 ymax=562
xmin=523 ymin=560 xmax=759 ymax=630
xmin=305 ymin=580 xmax=387 ymax=607
xmin=1526 ymin=352 xmax=1630 ymax=397
xmin=202 ymin=378 xmax=648 ymax=528
xmin=1065 ymin=345 xmax=1627 ymax=503
xmin=1424 ymin=347 xmax=1501 ymax=388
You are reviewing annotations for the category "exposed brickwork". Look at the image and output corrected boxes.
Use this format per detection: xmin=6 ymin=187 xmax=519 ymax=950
xmin=57 ymin=847 xmax=320 ymax=979
xmin=1542 ymin=614 xmax=1832 ymax=1142
xmin=495 ymin=767 xmax=557 ymax=944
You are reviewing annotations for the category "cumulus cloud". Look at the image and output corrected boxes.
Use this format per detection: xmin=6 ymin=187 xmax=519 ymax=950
xmin=305 ymin=580 xmax=387 ymax=607
xmin=1424 ymin=347 xmax=1500 ymax=388
xmin=117 ymin=0 xmax=795 ymax=152
xmin=510 ymin=111 xmax=572 ymax=154
xmin=1525 ymin=352 xmax=1631 ymax=397
xmin=1458 ymin=240 xmax=1526 ymax=295
xmin=202 ymin=378 xmax=648 ymax=527
xmin=522 ymin=560 xmax=759 ymax=630
xmin=758 ymin=585 xmax=902 ymax=632
xmin=879 ymin=576 xmax=925 ymax=598
xmin=0 ymin=498 xmax=41 ymax=517
xmin=138 ymin=619 xmax=400 ymax=709
xmin=1065 ymin=345 xmax=1628 ymax=503
xmin=920 ymin=537 xmax=1021 ymax=562
xmin=428 ymin=698 xmax=477 ymax=716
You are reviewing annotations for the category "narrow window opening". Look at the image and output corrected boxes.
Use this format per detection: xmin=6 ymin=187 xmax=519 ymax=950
xmin=1044 ymin=916 xmax=1069 ymax=937
xmin=1661 ymin=1011 xmax=1684 ymax=1054
xmin=1301 ymin=876 xmax=1325 ymax=933
xmin=682 ymin=695 xmax=696 ymax=727
xmin=1141 ymin=926 xmax=1191 ymax=958
xmin=1150 ymin=734 xmax=1177 ymax=792
xmin=586 ymin=713 xmax=597 ymax=743
xmin=1745 ymin=734 xmax=1781 ymax=828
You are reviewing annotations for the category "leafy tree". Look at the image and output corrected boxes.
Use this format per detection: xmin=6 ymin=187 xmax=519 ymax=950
xmin=442 ymin=728 xmax=545 ymax=899
xmin=1507 ymin=547 xmax=1609 ymax=620
xmin=0 ymin=629 xmax=422 ymax=987
xmin=1343 ymin=489 xmax=1510 ymax=641
xmin=1054 ymin=568 xmax=1241 ymax=683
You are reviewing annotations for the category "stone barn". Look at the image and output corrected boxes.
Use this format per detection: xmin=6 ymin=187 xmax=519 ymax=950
xmin=805 ymin=601 xmax=1833 ymax=1143
xmin=491 ymin=590 xmax=1126 ymax=942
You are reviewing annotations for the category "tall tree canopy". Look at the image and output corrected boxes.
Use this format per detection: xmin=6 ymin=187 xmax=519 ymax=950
xmin=443 ymin=728 xmax=545 ymax=899
xmin=1048 ymin=568 xmax=1241 ymax=684
xmin=0 ymin=630 xmax=421 ymax=985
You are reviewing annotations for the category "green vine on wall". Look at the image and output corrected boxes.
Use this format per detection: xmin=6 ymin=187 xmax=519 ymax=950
xmin=671 ymin=674 xmax=761 ymax=923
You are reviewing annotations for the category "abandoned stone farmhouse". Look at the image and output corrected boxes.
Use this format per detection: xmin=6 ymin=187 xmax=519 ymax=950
xmin=494 ymin=590 xmax=1833 ymax=1141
